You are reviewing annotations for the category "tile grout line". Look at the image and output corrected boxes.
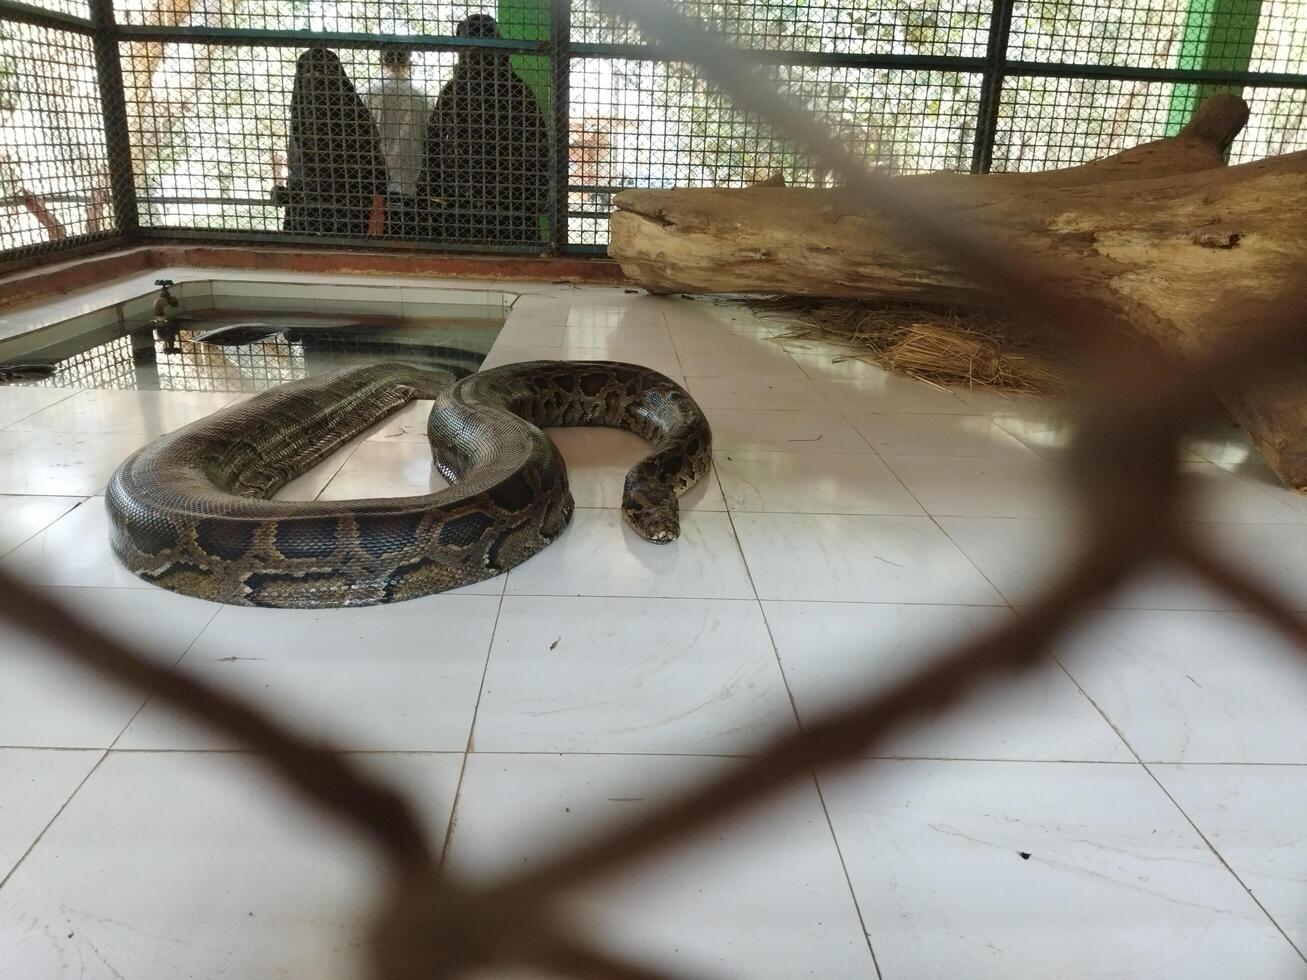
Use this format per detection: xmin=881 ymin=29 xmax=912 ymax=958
xmin=0 ymin=386 xmax=82 ymax=431
xmin=656 ymin=302 xmax=688 ymax=378
xmin=1049 ymin=651 xmax=1307 ymax=964
xmin=311 ymin=448 xmax=362 ymax=501
xmin=102 ymin=600 xmax=227 ymax=753
xmin=721 ymin=495 xmax=885 ymax=979
xmin=965 ymin=436 xmax=1307 ymax=951
xmin=926 ymin=504 xmax=1145 ymax=767
xmin=1203 ymin=456 xmax=1307 ymax=521
xmin=442 ymin=283 xmax=589 ymax=868
xmin=18 ymin=739 xmax=1307 ymax=765
xmin=22 ymin=580 xmax=1307 ymax=615
xmin=918 ymin=503 xmax=1300 ymax=962
xmin=0 ymin=747 xmax=110 ymax=894
xmin=437 ymin=579 xmax=508 ymax=868
xmin=753 ymin=593 xmax=886 ymax=980
xmin=743 ymin=327 xmax=960 ymax=979
xmin=0 ymin=495 xmax=86 ymax=561
xmin=1136 ymin=760 xmax=1307 ymax=963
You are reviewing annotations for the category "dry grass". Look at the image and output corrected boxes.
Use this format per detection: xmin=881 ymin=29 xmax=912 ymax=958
xmin=754 ymin=297 xmax=1076 ymax=396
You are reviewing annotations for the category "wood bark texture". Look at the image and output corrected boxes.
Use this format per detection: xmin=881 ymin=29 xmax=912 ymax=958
xmin=609 ymin=96 xmax=1307 ymax=490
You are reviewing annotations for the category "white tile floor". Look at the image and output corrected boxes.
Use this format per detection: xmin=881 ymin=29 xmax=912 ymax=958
xmin=1 ymin=281 xmax=1306 ymax=978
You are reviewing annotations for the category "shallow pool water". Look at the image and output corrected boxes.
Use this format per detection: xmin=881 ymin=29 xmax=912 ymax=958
xmin=0 ymin=288 xmax=505 ymax=393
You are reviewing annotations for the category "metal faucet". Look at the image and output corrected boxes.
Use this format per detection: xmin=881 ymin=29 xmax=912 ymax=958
xmin=152 ymin=279 xmax=179 ymax=320
xmin=152 ymin=279 xmax=182 ymax=354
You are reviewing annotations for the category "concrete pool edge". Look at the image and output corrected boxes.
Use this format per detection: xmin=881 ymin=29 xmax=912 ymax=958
xmin=0 ymin=244 xmax=625 ymax=316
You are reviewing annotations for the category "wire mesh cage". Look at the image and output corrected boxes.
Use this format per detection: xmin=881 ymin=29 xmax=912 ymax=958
xmin=566 ymin=58 xmax=983 ymax=246
xmin=0 ymin=18 xmax=115 ymax=259
xmin=0 ymin=0 xmax=1304 ymax=260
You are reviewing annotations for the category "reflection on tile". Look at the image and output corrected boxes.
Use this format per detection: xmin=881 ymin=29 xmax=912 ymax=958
xmin=764 ymin=601 xmax=1129 ymax=761
xmin=885 ymin=455 xmax=1073 ymax=518
xmin=0 ymin=752 xmax=460 ymax=980
xmin=480 ymin=345 xmax=563 ymax=370
xmin=940 ymin=516 xmax=1307 ymax=610
xmin=546 ymin=427 xmax=725 ymax=511
xmin=952 ymin=386 xmax=1050 ymax=415
xmin=789 ymin=349 xmax=888 ymax=380
xmin=684 ymin=376 xmax=832 ymax=411
xmin=1155 ymin=764 xmax=1307 ymax=952
xmin=990 ymin=408 xmax=1081 ymax=457
xmin=1178 ymin=462 xmax=1307 ymax=524
xmin=733 ymin=513 xmax=1003 ymax=604
xmin=8 ymin=390 xmax=240 ymax=435
xmin=565 ymin=307 xmax=664 ymax=330
xmin=0 ymin=386 xmax=78 ymax=428
xmin=558 ymin=345 xmax=683 ymax=377
xmin=475 ymin=596 xmax=796 ymax=754
xmin=1184 ymin=422 xmax=1259 ymax=467
xmin=822 ymin=759 xmax=1303 ymax=979
xmin=0 ymin=430 xmax=149 ymax=495
xmin=119 ymin=594 xmax=500 ymax=751
xmin=0 ymin=494 xmax=81 ymax=558
xmin=506 ymin=293 xmax=569 ymax=326
xmin=669 ymin=323 xmax=786 ymax=353
xmin=816 ymin=374 xmax=973 ymax=414
xmin=714 ymin=450 xmax=923 ymax=515
xmin=661 ymin=299 xmax=764 ymax=338
xmin=363 ymin=398 xmax=435 ymax=442
xmin=0 ymin=501 xmax=149 ymax=588
xmin=448 ymin=754 xmax=875 ymax=979
xmin=850 ymin=412 xmax=1036 ymax=457
xmin=937 ymin=516 xmax=1203 ymax=609
xmin=1206 ymin=450 xmax=1307 ymax=521
xmin=670 ymin=337 xmax=805 ymax=378
xmin=506 ymin=509 xmax=753 ymax=599
xmin=567 ymin=287 xmax=647 ymax=308
xmin=1055 ymin=608 xmax=1307 ymax=763
xmin=270 ymin=437 xmax=362 ymax=502
xmin=563 ymin=321 xmax=673 ymax=350
xmin=0 ymin=748 xmax=102 ymax=877
xmin=0 ymin=586 xmax=215 ymax=747
xmin=318 ymin=440 xmax=448 ymax=501
xmin=707 ymin=409 xmax=871 ymax=454
xmin=494 ymin=321 xmax=568 ymax=346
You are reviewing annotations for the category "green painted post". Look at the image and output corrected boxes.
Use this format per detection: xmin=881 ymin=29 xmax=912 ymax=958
xmin=1166 ymin=0 xmax=1264 ymax=135
xmin=497 ymin=0 xmax=551 ymax=113
xmin=497 ymin=0 xmax=553 ymax=240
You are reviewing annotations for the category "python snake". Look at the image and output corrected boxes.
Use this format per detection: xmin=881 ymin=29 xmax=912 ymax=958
xmin=105 ymin=361 xmax=712 ymax=608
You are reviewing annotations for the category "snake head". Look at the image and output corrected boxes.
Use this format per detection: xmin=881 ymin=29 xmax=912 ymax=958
xmin=622 ymin=491 xmax=680 ymax=544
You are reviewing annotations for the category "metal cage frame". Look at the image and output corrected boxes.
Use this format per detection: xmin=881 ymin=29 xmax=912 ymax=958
xmin=1 ymin=0 xmax=1305 ymax=264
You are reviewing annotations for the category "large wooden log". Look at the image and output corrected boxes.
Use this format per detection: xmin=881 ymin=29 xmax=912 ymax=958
xmin=609 ymin=97 xmax=1307 ymax=489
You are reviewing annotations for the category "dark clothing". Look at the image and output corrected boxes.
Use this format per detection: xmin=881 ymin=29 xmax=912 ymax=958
xmin=417 ymin=51 xmax=551 ymax=245
xmin=383 ymin=193 xmax=424 ymax=240
xmin=284 ymin=48 xmax=388 ymax=237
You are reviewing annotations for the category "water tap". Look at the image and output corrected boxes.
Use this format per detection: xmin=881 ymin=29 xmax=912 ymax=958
xmin=153 ymin=279 xmax=179 ymax=319
xmin=152 ymin=279 xmax=182 ymax=354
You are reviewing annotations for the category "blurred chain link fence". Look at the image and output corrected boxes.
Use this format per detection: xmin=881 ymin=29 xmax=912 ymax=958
xmin=1 ymin=1 xmax=1307 ymax=976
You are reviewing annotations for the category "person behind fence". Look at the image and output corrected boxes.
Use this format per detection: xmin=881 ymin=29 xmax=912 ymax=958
xmin=282 ymin=48 xmax=388 ymax=238
xmin=361 ymin=46 xmax=434 ymax=236
xmin=417 ymin=14 xmax=551 ymax=245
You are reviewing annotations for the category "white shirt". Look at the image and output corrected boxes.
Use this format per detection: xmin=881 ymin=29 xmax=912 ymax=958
xmin=361 ymin=74 xmax=434 ymax=197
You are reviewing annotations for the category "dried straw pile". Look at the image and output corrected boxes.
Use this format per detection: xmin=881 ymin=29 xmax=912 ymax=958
xmin=755 ymin=298 xmax=1075 ymax=396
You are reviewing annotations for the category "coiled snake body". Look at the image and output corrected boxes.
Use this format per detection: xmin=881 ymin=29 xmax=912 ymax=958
xmin=105 ymin=361 xmax=712 ymax=608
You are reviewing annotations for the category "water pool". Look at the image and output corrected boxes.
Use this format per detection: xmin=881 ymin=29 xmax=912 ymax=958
xmin=0 ymin=279 xmax=508 ymax=393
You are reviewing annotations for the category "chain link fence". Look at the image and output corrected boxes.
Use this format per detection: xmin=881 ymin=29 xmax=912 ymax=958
xmin=1 ymin=0 xmax=1305 ymax=263
xmin=1 ymin=1 xmax=1307 ymax=977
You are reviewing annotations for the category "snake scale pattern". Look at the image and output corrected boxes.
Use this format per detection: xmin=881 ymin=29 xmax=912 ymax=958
xmin=105 ymin=361 xmax=712 ymax=608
